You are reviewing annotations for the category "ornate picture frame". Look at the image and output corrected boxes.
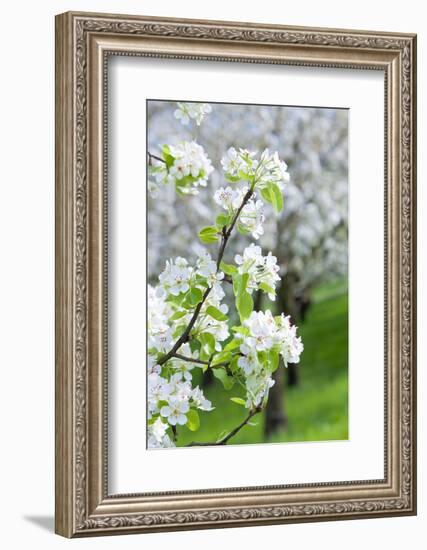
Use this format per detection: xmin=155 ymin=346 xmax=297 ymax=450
xmin=55 ymin=11 xmax=417 ymax=537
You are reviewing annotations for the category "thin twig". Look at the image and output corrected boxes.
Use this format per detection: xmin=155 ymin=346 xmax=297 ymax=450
xmin=174 ymin=353 xmax=233 ymax=375
xmin=171 ymin=425 xmax=178 ymax=442
xmin=173 ymin=354 xmax=210 ymax=366
xmin=147 ymin=151 xmax=166 ymax=165
xmin=186 ymin=405 xmax=262 ymax=447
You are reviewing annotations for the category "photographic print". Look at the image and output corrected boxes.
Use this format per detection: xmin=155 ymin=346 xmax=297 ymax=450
xmin=147 ymin=100 xmax=348 ymax=449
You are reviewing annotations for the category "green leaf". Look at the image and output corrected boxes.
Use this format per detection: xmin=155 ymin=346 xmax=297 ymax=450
xmin=199 ymin=347 xmax=211 ymax=362
xmin=269 ymin=183 xmax=283 ymax=213
xmin=206 ymin=305 xmax=227 ymax=322
xmin=161 ymin=144 xmax=175 ymax=168
xmin=229 ymin=355 xmax=240 ymax=374
xmin=198 ymin=226 xmax=218 ymax=244
xmin=216 ymin=213 xmax=231 ymax=229
xmin=189 ymin=339 xmax=201 ymax=354
xmin=260 ymin=186 xmax=273 ymax=204
xmin=268 ymin=349 xmax=280 ymax=372
xmin=188 ymin=287 xmax=203 ymax=306
xmin=238 ymin=169 xmax=250 ymax=180
xmin=237 ymin=291 xmax=253 ymax=322
xmin=169 ymin=310 xmax=187 ymax=321
xmin=212 ymin=368 xmax=234 ymax=390
xmin=211 ymin=350 xmax=233 ymax=366
xmin=220 ymin=261 xmax=237 ymax=276
xmin=225 ymin=174 xmax=241 ymax=183
xmin=231 ymin=325 xmax=249 ymax=337
xmin=259 ymin=282 xmax=275 ymax=296
xmin=186 ymin=409 xmax=200 ymax=432
xmin=172 ymin=324 xmax=186 ymax=339
xmin=230 ymin=397 xmax=246 ymax=406
xmin=199 ymin=332 xmax=216 ymax=354
xmin=237 ymin=223 xmax=251 ymax=235
xmin=165 ymin=292 xmax=186 ymax=306
xmin=199 ymin=225 xmax=217 ymax=235
xmin=232 ymin=272 xmax=249 ymax=298
xmin=240 ymin=273 xmax=249 ymax=293
xmin=223 ymin=338 xmax=241 ymax=352
xmin=232 ymin=273 xmax=241 ymax=296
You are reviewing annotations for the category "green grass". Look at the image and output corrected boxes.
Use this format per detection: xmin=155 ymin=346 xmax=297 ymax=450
xmin=176 ymin=279 xmax=348 ymax=446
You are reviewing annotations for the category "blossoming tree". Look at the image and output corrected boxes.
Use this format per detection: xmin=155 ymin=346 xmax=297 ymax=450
xmin=147 ymin=102 xmax=303 ymax=448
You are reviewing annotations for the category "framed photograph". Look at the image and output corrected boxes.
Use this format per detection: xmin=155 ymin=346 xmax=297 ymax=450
xmin=55 ymin=11 xmax=417 ymax=537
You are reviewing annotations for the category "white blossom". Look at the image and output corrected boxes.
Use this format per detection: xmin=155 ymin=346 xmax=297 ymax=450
xmin=273 ymin=313 xmax=304 ymax=365
xmin=147 ymin=373 xmax=171 ymax=418
xmin=169 ymin=344 xmax=200 ymax=381
xmin=149 ymin=141 xmax=213 ymax=195
xmin=192 ymin=386 xmax=214 ymax=411
xmin=239 ymin=310 xmax=303 ymax=367
xmin=151 ymin=328 xmax=174 ymax=353
xmin=148 ymin=284 xmax=171 ymax=337
xmin=257 ymin=149 xmax=290 ymax=189
xmin=174 ymin=102 xmax=212 ymax=126
xmin=241 ymin=310 xmax=275 ymax=353
xmin=235 ymin=243 xmax=280 ymax=300
xmin=237 ymin=348 xmax=259 ymax=376
xmin=158 ymin=257 xmax=192 ymax=296
xmin=245 ymin=373 xmax=275 ymax=409
xmin=196 ymin=249 xmax=217 ymax=278
xmin=239 ymin=197 xmax=265 ymax=239
xmin=221 ymin=147 xmax=256 ymax=178
xmin=148 ymin=417 xmax=168 ymax=443
xmin=235 ymin=310 xmax=303 ymax=408
xmin=160 ymin=396 xmax=190 ymax=426
xmin=148 ymin=430 xmax=175 ymax=449
xmin=214 ymin=186 xmax=234 ymax=209
xmin=221 ymin=147 xmax=290 ymax=190
xmin=167 ymin=373 xmax=193 ymax=401
xmin=147 ymin=354 xmax=161 ymax=376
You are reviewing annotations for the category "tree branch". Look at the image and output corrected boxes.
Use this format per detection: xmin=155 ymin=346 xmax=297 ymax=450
xmin=186 ymin=405 xmax=262 ymax=447
xmin=158 ymin=186 xmax=254 ymax=367
xmin=216 ymin=187 xmax=253 ymax=269
xmin=147 ymin=151 xmax=166 ymax=165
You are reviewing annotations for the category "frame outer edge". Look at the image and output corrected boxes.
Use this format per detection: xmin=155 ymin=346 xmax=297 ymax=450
xmin=54 ymin=10 xmax=417 ymax=537
xmin=55 ymin=12 xmax=75 ymax=538
xmin=409 ymin=34 xmax=417 ymax=514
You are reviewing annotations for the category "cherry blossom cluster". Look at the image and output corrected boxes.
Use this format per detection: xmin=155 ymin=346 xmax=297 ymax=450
xmin=149 ymin=141 xmax=213 ymax=196
xmin=236 ymin=310 xmax=303 ymax=408
xmin=174 ymin=102 xmax=212 ymax=126
xmin=221 ymin=147 xmax=290 ymax=189
xmin=147 ymin=250 xmax=230 ymax=448
xmin=147 ymin=364 xmax=214 ymax=449
xmin=147 ymin=286 xmax=215 ymax=448
xmin=154 ymin=252 xmax=230 ymax=352
xmin=234 ymin=243 xmax=281 ymax=301
xmin=214 ymin=185 xmax=265 ymax=239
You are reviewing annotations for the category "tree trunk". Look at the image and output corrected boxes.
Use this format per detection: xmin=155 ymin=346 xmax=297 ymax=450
xmin=201 ymin=366 xmax=214 ymax=388
xmin=264 ymin=361 xmax=287 ymax=437
xmin=264 ymin=271 xmax=310 ymax=435
xmin=263 ymin=276 xmax=296 ymax=436
xmin=278 ymin=275 xmax=302 ymax=387
xmin=286 ymin=362 xmax=299 ymax=387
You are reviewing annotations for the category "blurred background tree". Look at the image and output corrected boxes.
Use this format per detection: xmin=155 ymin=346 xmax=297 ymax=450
xmin=147 ymin=101 xmax=348 ymax=442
